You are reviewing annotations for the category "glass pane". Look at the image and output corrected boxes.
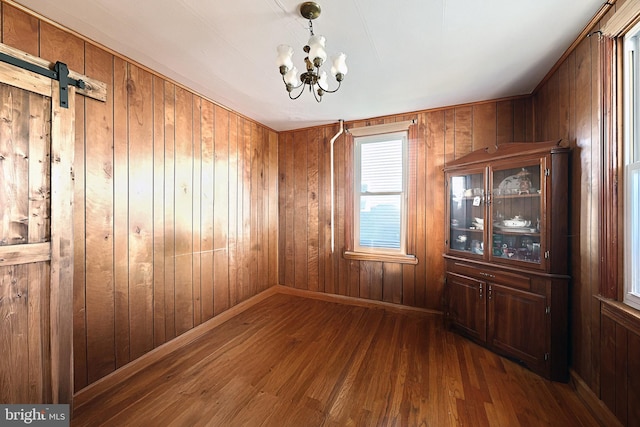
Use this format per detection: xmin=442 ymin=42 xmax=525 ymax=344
xmin=491 ymin=164 xmax=542 ymax=263
xmin=630 ymin=165 xmax=640 ymax=295
xmin=359 ymin=195 xmax=401 ymax=249
xmin=361 ymin=139 xmax=403 ymax=192
xmin=449 ymin=172 xmax=484 ymax=254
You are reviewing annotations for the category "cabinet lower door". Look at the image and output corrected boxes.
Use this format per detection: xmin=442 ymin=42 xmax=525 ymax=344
xmin=446 ymin=273 xmax=486 ymax=342
xmin=487 ymin=284 xmax=547 ymax=374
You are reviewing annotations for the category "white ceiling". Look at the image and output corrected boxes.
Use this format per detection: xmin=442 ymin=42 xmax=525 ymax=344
xmin=15 ymin=0 xmax=604 ymax=131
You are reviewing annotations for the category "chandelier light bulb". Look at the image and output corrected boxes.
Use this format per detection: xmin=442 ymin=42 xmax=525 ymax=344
xmin=276 ymin=45 xmax=294 ymax=73
xmin=331 ymin=53 xmax=348 ymax=77
xmin=283 ymin=66 xmax=300 ymax=88
xmin=308 ymin=35 xmax=327 ymax=67
xmin=318 ymin=70 xmax=328 ymax=90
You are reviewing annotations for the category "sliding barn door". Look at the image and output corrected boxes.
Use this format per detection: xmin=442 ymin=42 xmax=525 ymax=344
xmin=0 ymin=62 xmax=75 ymax=404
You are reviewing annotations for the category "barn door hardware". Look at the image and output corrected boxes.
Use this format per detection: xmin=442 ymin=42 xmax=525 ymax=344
xmin=0 ymin=51 xmax=85 ymax=108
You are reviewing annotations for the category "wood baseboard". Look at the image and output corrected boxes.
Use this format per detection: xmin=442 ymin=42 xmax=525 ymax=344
xmin=273 ymin=285 xmax=443 ymax=316
xmin=570 ymin=369 xmax=622 ymax=427
xmin=73 ymin=285 xmax=280 ymax=410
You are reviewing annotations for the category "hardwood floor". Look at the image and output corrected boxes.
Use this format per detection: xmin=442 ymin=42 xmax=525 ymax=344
xmin=72 ymin=291 xmax=604 ymax=426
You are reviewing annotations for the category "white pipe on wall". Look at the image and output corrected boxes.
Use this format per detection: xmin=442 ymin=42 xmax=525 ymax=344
xmin=330 ymin=119 xmax=344 ymax=253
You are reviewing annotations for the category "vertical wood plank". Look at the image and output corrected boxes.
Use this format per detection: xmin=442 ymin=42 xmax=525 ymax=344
xmin=242 ymin=120 xmax=252 ymax=299
xmin=628 ymin=331 xmax=640 ymax=426
xmin=308 ymin=128 xmax=320 ymax=292
xmin=283 ymin=132 xmax=295 ymax=288
xmin=293 ymin=131 xmax=308 ymax=289
xmin=277 ymin=129 xmax=286 ymax=286
xmin=173 ymin=87 xmax=194 ymax=334
xmin=471 ymin=103 xmax=496 ymax=150
xmin=402 ymin=116 xmax=417 ymax=306
xmin=426 ymin=110 xmax=446 ymax=310
xmin=496 ymin=101 xmax=514 ymax=145
xmin=1 ymin=3 xmax=38 ymax=56
xmin=249 ymin=122 xmax=260 ymax=296
xmin=268 ymin=130 xmax=279 ymax=289
xmin=573 ymin=36 xmax=592 ymax=384
xmin=72 ymin=92 xmax=86 ymax=392
xmin=557 ymin=59 xmax=571 ymax=144
xmin=414 ymin=112 xmax=433 ymax=307
xmin=113 ymin=57 xmax=130 ymax=368
xmin=227 ymin=112 xmax=238 ymax=303
xmin=237 ymin=118 xmax=248 ymax=299
xmin=213 ymin=105 xmax=229 ymax=315
xmin=200 ymin=100 xmax=215 ymax=321
xmin=454 ymin=106 xmax=473 ymax=159
xmin=254 ymin=126 xmax=269 ymax=295
xmin=359 ymin=261 xmax=383 ymax=301
xmin=238 ymin=120 xmax=253 ymax=300
xmin=0 ymin=264 xmax=29 ymax=403
xmin=163 ymin=82 xmax=176 ymax=342
xmin=27 ymin=93 xmax=50 ymax=243
xmin=192 ymin=98 xmax=202 ymax=326
xmin=512 ymin=99 xmax=527 ymax=142
xmin=589 ymin=30 xmax=602 ymax=395
xmin=213 ymin=107 xmax=228 ymax=308
xmin=50 ymin=80 xmax=75 ymax=404
xmin=83 ymin=45 xmax=115 ymax=384
xmin=600 ymin=313 xmax=616 ymax=414
xmin=382 ymin=262 xmax=402 ymax=304
xmin=27 ymin=262 xmax=48 ymax=402
xmin=127 ymin=65 xmax=154 ymax=360
xmin=0 ymin=86 xmax=28 ymax=246
xmin=614 ymin=324 xmax=628 ymax=424
xmin=152 ymin=75 xmax=166 ymax=347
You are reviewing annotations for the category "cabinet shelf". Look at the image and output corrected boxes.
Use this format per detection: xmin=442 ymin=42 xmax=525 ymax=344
xmin=492 ymin=193 xmax=540 ymax=200
xmin=493 ymin=230 xmax=540 ymax=236
xmin=451 ymin=227 xmax=483 ymax=232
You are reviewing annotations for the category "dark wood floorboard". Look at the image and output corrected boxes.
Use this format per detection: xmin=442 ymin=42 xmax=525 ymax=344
xmin=72 ymin=292 xmax=603 ymax=426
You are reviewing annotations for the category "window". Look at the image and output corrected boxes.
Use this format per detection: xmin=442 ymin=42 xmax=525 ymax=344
xmin=353 ymin=131 xmax=408 ymax=255
xmin=623 ymin=24 xmax=640 ymax=310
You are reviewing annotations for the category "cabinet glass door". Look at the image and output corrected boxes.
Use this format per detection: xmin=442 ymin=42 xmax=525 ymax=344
xmin=489 ymin=162 xmax=542 ymax=266
xmin=448 ymin=170 xmax=485 ymax=256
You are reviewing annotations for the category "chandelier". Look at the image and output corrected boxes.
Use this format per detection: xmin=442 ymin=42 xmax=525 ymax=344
xmin=276 ymin=2 xmax=348 ymax=102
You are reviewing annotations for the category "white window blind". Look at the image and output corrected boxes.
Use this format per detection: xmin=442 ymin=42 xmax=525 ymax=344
xmin=624 ymin=22 xmax=640 ymax=310
xmin=354 ymin=131 xmax=407 ymax=253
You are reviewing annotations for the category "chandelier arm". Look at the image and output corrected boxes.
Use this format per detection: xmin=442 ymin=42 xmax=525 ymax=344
xmin=288 ymin=83 xmax=307 ymax=100
xmin=311 ymin=85 xmax=323 ymax=103
xmin=316 ymin=78 xmax=341 ymax=94
xmin=282 ymin=74 xmax=304 ymax=91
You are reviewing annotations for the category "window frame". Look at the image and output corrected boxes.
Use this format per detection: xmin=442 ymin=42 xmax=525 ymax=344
xmin=352 ymin=131 xmax=409 ymax=256
xmin=623 ymin=23 xmax=640 ymax=311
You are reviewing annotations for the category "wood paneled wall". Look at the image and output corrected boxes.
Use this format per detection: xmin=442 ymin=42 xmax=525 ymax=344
xmin=278 ymin=100 xmax=534 ymax=310
xmin=601 ymin=300 xmax=640 ymax=426
xmin=533 ymin=1 xmax=640 ymax=425
xmin=0 ymin=1 xmax=279 ymax=391
xmin=533 ymin=15 xmax=603 ymax=393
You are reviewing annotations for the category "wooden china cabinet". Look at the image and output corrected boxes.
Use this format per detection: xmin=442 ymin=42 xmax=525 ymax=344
xmin=443 ymin=140 xmax=570 ymax=381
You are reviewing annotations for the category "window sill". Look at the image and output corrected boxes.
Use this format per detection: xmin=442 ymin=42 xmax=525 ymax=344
xmin=596 ymin=295 xmax=640 ymax=337
xmin=343 ymin=250 xmax=418 ymax=265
